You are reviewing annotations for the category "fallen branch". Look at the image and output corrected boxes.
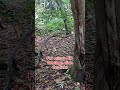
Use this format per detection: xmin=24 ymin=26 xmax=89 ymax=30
xmin=40 ymin=31 xmax=73 ymax=50
xmin=35 ymin=31 xmax=73 ymax=67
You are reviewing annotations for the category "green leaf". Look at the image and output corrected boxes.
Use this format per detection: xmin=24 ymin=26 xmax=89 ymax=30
xmin=75 ymin=87 xmax=80 ymax=90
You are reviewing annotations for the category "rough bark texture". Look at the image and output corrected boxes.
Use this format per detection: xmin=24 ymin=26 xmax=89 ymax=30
xmin=94 ymin=0 xmax=120 ymax=90
xmin=70 ymin=0 xmax=85 ymax=84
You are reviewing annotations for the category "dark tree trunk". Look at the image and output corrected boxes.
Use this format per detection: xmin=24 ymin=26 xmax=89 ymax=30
xmin=70 ymin=0 xmax=85 ymax=84
xmin=63 ymin=18 xmax=69 ymax=35
xmin=94 ymin=0 xmax=120 ymax=90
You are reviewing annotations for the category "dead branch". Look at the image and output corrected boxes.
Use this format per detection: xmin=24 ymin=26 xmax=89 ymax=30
xmin=35 ymin=31 xmax=73 ymax=67
xmin=40 ymin=31 xmax=73 ymax=50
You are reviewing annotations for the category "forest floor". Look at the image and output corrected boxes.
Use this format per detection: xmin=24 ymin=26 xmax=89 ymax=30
xmin=35 ymin=10 xmax=96 ymax=90
xmin=0 ymin=1 xmax=95 ymax=90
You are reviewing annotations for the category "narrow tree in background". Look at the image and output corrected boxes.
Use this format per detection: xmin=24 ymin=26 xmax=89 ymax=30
xmin=55 ymin=0 xmax=70 ymax=35
xmin=70 ymin=0 xmax=85 ymax=84
xmin=94 ymin=0 xmax=120 ymax=89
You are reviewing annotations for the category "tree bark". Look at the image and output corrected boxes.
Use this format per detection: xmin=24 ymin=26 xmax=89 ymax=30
xmin=70 ymin=0 xmax=85 ymax=84
xmin=94 ymin=0 xmax=120 ymax=90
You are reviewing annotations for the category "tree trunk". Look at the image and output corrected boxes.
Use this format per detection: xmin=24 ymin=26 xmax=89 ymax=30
xmin=55 ymin=0 xmax=70 ymax=35
xmin=94 ymin=0 xmax=120 ymax=90
xmin=63 ymin=18 xmax=69 ymax=35
xmin=70 ymin=0 xmax=85 ymax=84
